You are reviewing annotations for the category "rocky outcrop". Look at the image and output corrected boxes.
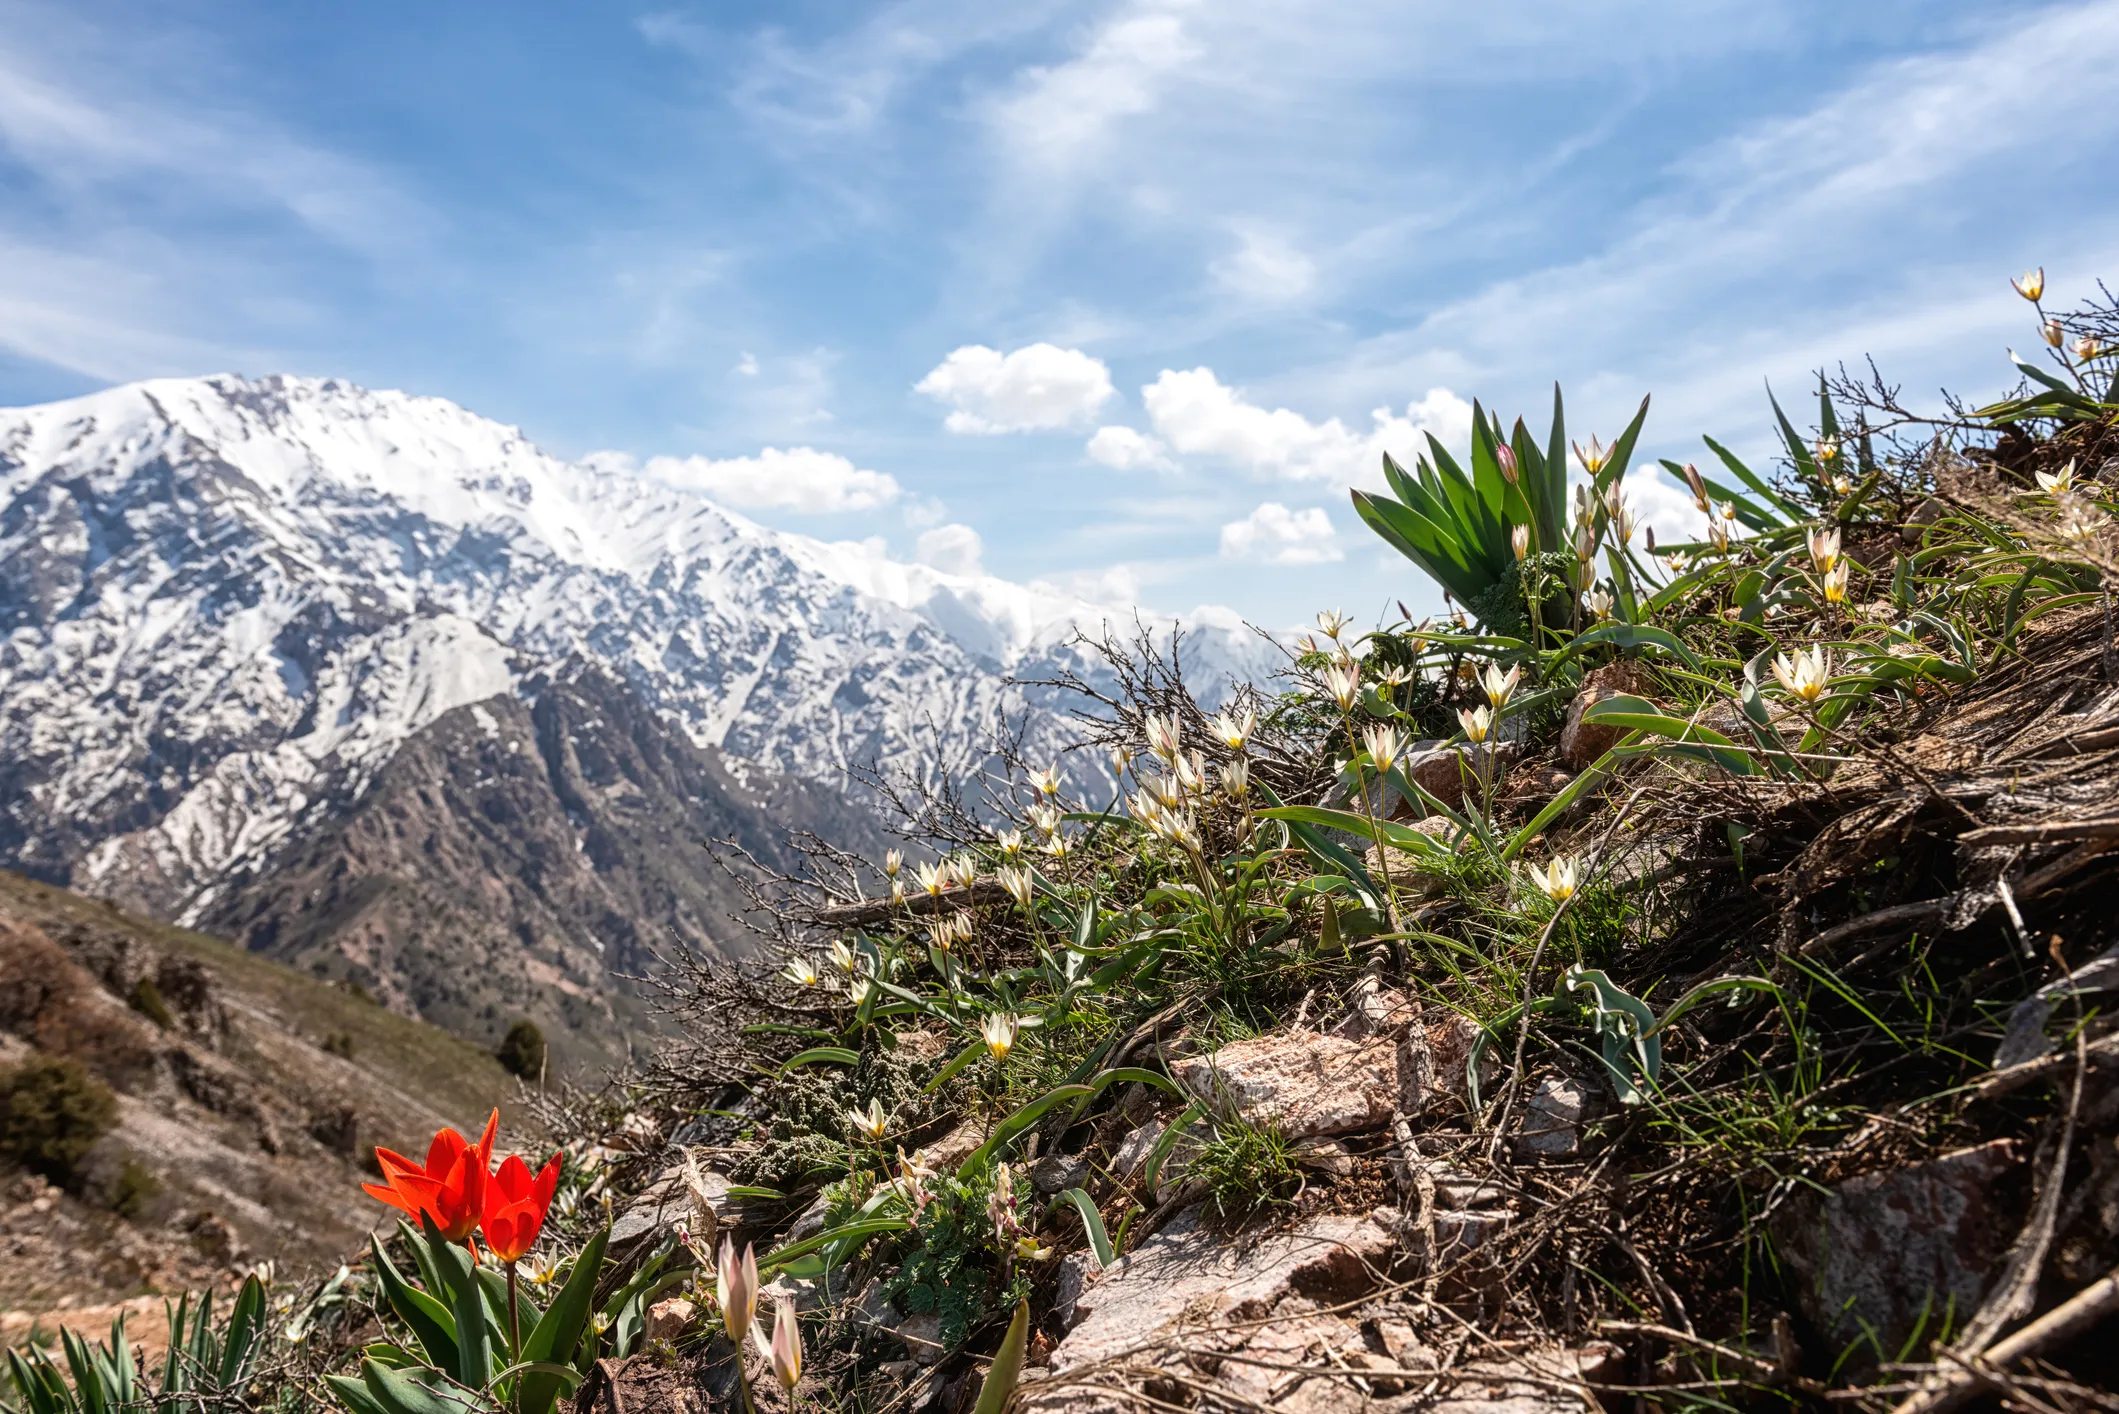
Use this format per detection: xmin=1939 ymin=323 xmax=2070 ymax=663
xmin=1173 ymin=1028 xmax=1418 ymax=1138
xmin=1026 ymin=1204 xmax=1613 ymax=1413
xmin=1557 ymin=662 xmax=1650 ymax=771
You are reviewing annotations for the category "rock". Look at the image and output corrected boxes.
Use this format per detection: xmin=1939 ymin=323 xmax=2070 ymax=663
xmin=762 ymin=1263 xmax=858 ymax=1312
xmin=1173 ymin=1027 xmax=1411 ymax=1138
xmin=1054 ymin=1250 xmax=1096 ymax=1328
xmin=1043 ymin=1206 xmax=1400 ymax=1380
xmin=1558 ymin=662 xmax=1649 ymax=771
xmin=1407 ymin=743 xmax=1522 ymax=811
xmin=1774 ymin=1139 xmax=2017 ymax=1363
xmin=1332 ymin=974 xmax=1419 ymax=1039
xmin=1500 ymin=762 xmax=1574 ymax=807
xmin=1512 ymin=1075 xmax=1587 ymax=1157
xmin=1111 ymin=1120 xmax=1162 ymax=1179
xmin=1292 ymin=1137 xmax=1355 ymax=1175
xmin=894 ymin=1311 xmax=945 ymax=1365
xmin=642 ymin=1296 xmax=695 ymax=1344
xmin=1428 ymin=1344 xmax=1622 ymax=1412
xmin=914 ymin=1120 xmax=985 ymax=1172
xmin=1425 ymin=1013 xmax=1497 ymax=1108
xmin=1030 ymin=1151 xmax=1090 ymax=1195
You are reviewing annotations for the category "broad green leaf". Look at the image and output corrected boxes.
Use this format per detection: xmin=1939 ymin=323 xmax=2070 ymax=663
xmin=776 ymin=1047 xmax=860 ymax=1074
xmin=1057 ymin=1189 xmax=1116 ymax=1269
xmin=972 ymin=1302 xmax=1031 ymax=1414
xmin=957 ymin=1085 xmax=1095 ymax=1178
xmin=368 ymin=1236 xmax=458 ymax=1375
xmin=518 ymin=1225 xmax=608 ymax=1414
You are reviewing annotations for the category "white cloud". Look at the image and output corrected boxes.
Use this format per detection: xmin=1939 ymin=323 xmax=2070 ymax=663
xmin=1141 ymin=368 xmax=1472 ymax=486
xmin=1086 ymin=424 xmax=1178 ymax=473
xmin=1219 ymin=502 xmax=1342 ymax=565
xmin=916 ymin=342 xmax=1117 ymax=434
xmin=613 ymin=446 xmax=901 ymax=513
xmin=1211 ymin=227 xmax=1315 ymax=303
xmin=915 ymin=523 xmax=986 ymax=576
xmin=1033 ymin=562 xmax=1144 ymax=609
xmin=988 ymin=2 xmax=1201 ymax=175
xmin=733 ymin=351 xmax=759 ymax=376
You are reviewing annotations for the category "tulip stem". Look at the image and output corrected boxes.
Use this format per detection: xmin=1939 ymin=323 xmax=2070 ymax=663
xmin=506 ymin=1265 xmax=521 ymax=1383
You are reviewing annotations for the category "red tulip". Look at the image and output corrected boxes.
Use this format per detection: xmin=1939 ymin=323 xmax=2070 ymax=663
xmin=480 ymin=1152 xmax=562 ymax=1265
xmin=363 ymin=1109 xmax=498 ymax=1244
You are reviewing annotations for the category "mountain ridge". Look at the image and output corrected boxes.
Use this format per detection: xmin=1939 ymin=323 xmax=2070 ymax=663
xmin=0 ymin=372 xmax=1276 ymax=1059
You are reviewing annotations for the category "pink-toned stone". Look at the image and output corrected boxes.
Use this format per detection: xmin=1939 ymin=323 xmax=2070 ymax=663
xmin=1173 ymin=1027 xmax=1407 ymax=1137
xmin=1558 ymin=662 xmax=1650 ymax=771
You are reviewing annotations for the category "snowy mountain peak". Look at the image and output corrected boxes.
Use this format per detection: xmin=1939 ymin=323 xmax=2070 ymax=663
xmin=0 ymin=372 xmax=1277 ymax=928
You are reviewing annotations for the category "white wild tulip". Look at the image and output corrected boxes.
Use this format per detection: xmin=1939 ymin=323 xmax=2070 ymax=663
xmin=1027 ymin=803 xmax=1062 ymax=837
xmin=1211 ymin=707 xmax=1256 ymax=752
xmin=1821 ymin=561 xmax=1850 ymax=604
xmin=1572 ymin=436 xmax=1609 ymax=476
xmin=2012 ymin=267 xmax=2045 ymax=301
xmin=2043 ymin=318 xmax=2066 ymax=349
xmin=847 ymin=1099 xmax=888 ymax=1142
xmin=752 ymin=1297 xmax=802 ymax=1395
xmin=1815 ymin=436 xmax=1840 ymax=466
xmin=1361 ymin=723 xmax=1407 ymax=778
xmin=1220 ymin=755 xmax=1250 ymax=801
xmin=781 ymin=956 xmax=820 ymax=987
xmin=1458 ymin=705 xmax=1493 ymax=744
xmin=1582 ymin=587 xmax=1615 ymax=621
xmin=1707 ymin=519 xmax=1731 ymax=553
xmin=1143 ymin=711 xmax=1183 ymax=763
xmin=1771 ymin=645 xmax=1831 ymax=703
xmin=828 ymin=938 xmax=861 ymax=974
xmin=1832 ymin=474 xmax=1852 ymax=495
xmin=914 ymin=860 xmax=946 ymax=899
xmin=1717 ymin=501 xmax=1737 ymax=522
xmin=1173 ymin=749 xmax=1207 ymax=797
xmin=1147 ymin=772 xmax=1184 ymax=811
xmin=2077 ymin=336 xmax=2105 ymax=364
xmin=1316 ymin=608 xmax=1351 ymax=640
xmin=982 ymin=1012 xmax=1020 ymax=1062
xmin=996 ymin=865 xmax=1035 ymax=909
xmin=1511 ymin=524 xmax=1530 ymax=561
xmin=1681 ymin=462 xmax=1710 ymax=513
xmin=1525 ymin=856 xmax=1578 ymax=902
xmin=1479 ymin=661 xmax=1520 ymax=708
xmin=716 ymin=1239 xmax=759 ymax=1348
xmin=883 ymin=849 xmax=903 ymax=878
xmin=2034 ymin=461 xmax=2076 ymax=495
xmin=996 ymin=828 xmax=1024 ymax=861
xmin=1042 ymin=831 xmax=1073 ymax=860
xmin=1322 ymin=661 xmax=1361 ymax=712
xmin=1807 ymin=525 xmax=1841 ymax=573
xmin=1110 ymin=746 xmax=1133 ymax=780
xmin=1027 ymin=765 xmax=1062 ymax=797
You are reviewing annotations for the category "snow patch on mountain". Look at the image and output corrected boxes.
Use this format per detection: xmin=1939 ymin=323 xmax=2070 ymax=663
xmin=0 ymin=373 xmax=1278 ymax=921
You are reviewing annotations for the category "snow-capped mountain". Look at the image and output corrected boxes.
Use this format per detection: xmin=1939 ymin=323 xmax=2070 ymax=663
xmin=0 ymin=374 xmax=1276 ymax=993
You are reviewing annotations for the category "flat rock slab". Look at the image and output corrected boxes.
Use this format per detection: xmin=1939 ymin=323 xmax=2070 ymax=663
xmin=1173 ymin=1027 xmax=1408 ymax=1137
xmin=1774 ymin=1138 xmax=2017 ymax=1362
xmin=1041 ymin=1206 xmax=1399 ymax=1379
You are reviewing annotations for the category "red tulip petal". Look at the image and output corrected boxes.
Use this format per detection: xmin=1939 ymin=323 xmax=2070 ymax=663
xmin=475 ymin=1108 xmax=499 ymax=1165
xmin=532 ymin=1155 xmax=561 ymax=1209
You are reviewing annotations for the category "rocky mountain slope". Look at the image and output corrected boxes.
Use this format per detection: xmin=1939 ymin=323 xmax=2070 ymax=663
xmin=0 ymin=869 xmax=518 ymax=1322
xmin=0 ymin=375 xmax=1275 ymax=1062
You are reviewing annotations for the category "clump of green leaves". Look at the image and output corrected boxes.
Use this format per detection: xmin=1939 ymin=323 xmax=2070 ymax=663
xmin=1190 ymin=1116 xmax=1301 ymax=1223
xmin=881 ymin=1168 xmax=1025 ymax=1350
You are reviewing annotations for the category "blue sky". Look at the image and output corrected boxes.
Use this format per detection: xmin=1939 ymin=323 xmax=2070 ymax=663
xmin=5 ymin=0 xmax=2117 ymax=627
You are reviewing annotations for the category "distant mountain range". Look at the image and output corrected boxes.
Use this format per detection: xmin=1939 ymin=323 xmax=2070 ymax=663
xmin=0 ymin=374 xmax=1276 ymax=1065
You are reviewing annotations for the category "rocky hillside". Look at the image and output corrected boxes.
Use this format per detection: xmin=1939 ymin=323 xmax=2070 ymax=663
xmin=0 ymin=374 xmax=1273 ymax=1063
xmin=0 ymin=869 xmax=517 ymax=1325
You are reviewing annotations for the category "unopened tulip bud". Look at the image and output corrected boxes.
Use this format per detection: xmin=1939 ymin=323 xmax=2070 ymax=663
xmin=2043 ymin=319 xmax=2066 ymax=348
xmin=1494 ymin=442 xmax=1519 ymax=485
xmin=1511 ymin=524 xmax=1530 ymax=561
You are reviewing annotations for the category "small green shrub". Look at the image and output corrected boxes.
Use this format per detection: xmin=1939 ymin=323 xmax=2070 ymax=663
xmin=1190 ymin=1116 xmax=1301 ymax=1223
xmin=109 ymin=1157 xmax=162 ymax=1220
xmin=129 ymin=976 xmax=175 ymax=1029
xmin=0 ymin=1054 xmax=119 ymax=1183
xmin=496 ymin=1018 xmax=547 ymax=1079
xmin=320 ymin=1031 xmax=356 ymax=1059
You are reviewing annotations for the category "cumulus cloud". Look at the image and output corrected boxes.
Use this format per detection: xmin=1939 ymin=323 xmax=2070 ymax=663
xmin=607 ymin=446 xmax=901 ymax=513
xmin=915 ymin=523 xmax=986 ymax=576
xmin=916 ymin=342 xmax=1117 ymax=434
xmin=1086 ymin=424 xmax=1178 ymax=473
xmin=1142 ymin=369 xmax=1471 ymax=487
xmin=1219 ymin=502 xmax=1343 ymax=565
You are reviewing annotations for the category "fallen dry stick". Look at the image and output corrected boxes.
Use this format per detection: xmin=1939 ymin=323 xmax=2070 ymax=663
xmin=1889 ymin=1262 xmax=2119 ymax=1414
